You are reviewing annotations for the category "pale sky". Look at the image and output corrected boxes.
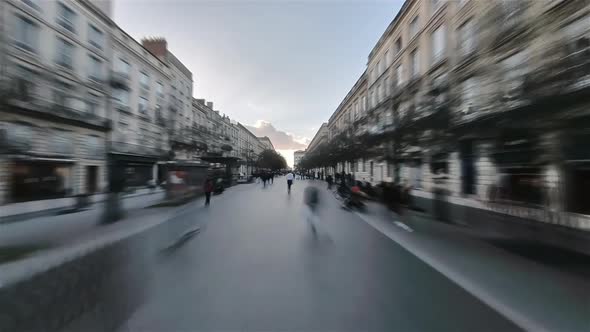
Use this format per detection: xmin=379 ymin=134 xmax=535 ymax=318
xmin=115 ymin=0 xmax=403 ymax=166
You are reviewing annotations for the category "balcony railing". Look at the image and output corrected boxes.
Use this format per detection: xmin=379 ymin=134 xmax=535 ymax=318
xmin=110 ymin=71 xmax=130 ymax=89
xmin=110 ymin=141 xmax=168 ymax=158
xmin=5 ymin=91 xmax=109 ymax=129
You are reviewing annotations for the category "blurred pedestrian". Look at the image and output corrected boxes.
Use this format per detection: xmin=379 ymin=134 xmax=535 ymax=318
xmin=286 ymin=171 xmax=294 ymax=193
xmin=326 ymin=175 xmax=333 ymax=190
xmin=204 ymin=178 xmax=213 ymax=206
xmin=262 ymin=172 xmax=268 ymax=187
xmin=304 ymin=186 xmax=320 ymax=233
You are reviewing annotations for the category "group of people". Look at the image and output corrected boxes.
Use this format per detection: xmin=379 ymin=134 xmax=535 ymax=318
xmin=253 ymin=171 xmax=280 ymax=187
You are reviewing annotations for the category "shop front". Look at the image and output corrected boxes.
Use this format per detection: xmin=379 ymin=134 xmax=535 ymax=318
xmin=563 ymin=131 xmax=590 ymax=214
xmin=109 ymin=153 xmax=159 ymax=190
xmin=491 ymin=133 xmax=545 ymax=206
xmin=8 ymin=158 xmax=75 ymax=203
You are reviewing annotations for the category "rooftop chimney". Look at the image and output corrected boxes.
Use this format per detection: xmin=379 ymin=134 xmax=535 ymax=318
xmin=206 ymin=101 xmax=213 ymax=109
xmin=141 ymin=37 xmax=167 ymax=60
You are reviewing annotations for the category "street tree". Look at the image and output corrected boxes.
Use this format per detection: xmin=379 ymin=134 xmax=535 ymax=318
xmin=256 ymin=149 xmax=287 ymax=171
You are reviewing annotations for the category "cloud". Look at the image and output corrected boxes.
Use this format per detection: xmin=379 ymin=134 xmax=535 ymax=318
xmin=246 ymin=120 xmax=308 ymax=150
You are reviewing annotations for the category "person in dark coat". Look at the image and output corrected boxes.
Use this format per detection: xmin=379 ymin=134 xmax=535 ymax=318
xmin=204 ymin=178 xmax=214 ymax=206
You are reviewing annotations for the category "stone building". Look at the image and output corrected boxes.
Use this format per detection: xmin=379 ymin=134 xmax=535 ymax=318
xmin=236 ymin=123 xmax=261 ymax=176
xmin=293 ymin=150 xmax=305 ymax=169
xmin=109 ymin=26 xmax=171 ymax=187
xmin=141 ymin=37 xmax=194 ymax=161
xmin=322 ymin=0 xmax=590 ymax=231
xmin=257 ymin=136 xmax=274 ymax=151
xmin=0 ymin=0 xmax=113 ymax=205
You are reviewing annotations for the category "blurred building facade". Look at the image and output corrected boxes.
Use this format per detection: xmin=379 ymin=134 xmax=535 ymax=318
xmin=293 ymin=150 xmax=305 ymax=168
xmin=0 ymin=0 xmax=113 ymax=204
xmin=257 ymin=136 xmax=274 ymax=151
xmin=237 ymin=123 xmax=263 ymax=176
xmin=0 ymin=0 xmax=277 ymax=209
xmin=314 ymin=0 xmax=590 ymax=230
xmin=110 ymin=27 xmax=171 ymax=187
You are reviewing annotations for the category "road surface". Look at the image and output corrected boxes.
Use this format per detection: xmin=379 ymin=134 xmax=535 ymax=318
xmin=119 ymin=178 xmax=521 ymax=331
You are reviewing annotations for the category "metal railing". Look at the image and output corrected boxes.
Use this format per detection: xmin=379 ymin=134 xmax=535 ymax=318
xmin=6 ymin=91 xmax=109 ymax=128
xmin=110 ymin=141 xmax=168 ymax=157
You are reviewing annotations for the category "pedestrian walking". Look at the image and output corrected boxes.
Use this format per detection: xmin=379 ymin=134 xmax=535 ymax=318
xmin=304 ymin=186 xmax=320 ymax=233
xmin=204 ymin=178 xmax=213 ymax=206
xmin=286 ymin=171 xmax=294 ymax=193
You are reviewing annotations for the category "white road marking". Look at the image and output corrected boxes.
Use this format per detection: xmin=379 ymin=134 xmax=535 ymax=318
xmin=353 ymin=211 xmax=548 ymax=332
xmin=393 ymin=221 xmax=414 ymax=232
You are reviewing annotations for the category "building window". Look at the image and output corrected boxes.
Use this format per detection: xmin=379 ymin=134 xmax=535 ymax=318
xmin=410 ymin=49 xmax=419 ymax=77
xmin=362 ymin=158 xmax=366 ymax=172
xmin=431 ymin=25 xmax=446 ymax=64
xmin=88 ymin=55 xmax=102 ymax=81
xmin=384 ymin=76 xmax=389 ymax=96
xmin=53 ymin=81 xmax=71 ymax=107
xmin=139 ymin=97 xmax=148 ymax=114
xmin=431 ymin=0 xmax=442 ymax=14
xmin=377 ymin=84 xmax=382 ymax=102
xmin=22 ymin=0 xmax=41 ymax=10
xmin=362 ymin=96 xmax=367 ymax=111
xmin=157 ymin=82 xmax=164 ymax=96
xmin=140 ymin=72 xmax=150 ymax=89
xmin=370 ymin=91 xmax=375 ymax=108
xmin=377 ymin=60 xmax=383 ymax=76
xmin=14 ymin=65 xmax=36 ymax=100
xmin=395 ymin=38 xmax=402 ymax=54
xmin=86 ymin=94 xmax=99 ymax=115
xmin=88 ymin=24 xmax=103 ymax=49
xmin=385 ymin=50 xmax=391 ymax=67
xmin=115 ymin=58 xmax=130 ymax=75
xmin=409 ymin=16 xmax=419 ymax=39
xmin=55 ymin=38 xmax=74 ymax=69
xmin=113 ymin=89 xmax=129 ymax=106
xmin=369 ymin=69 xmax=374 ymax=83
xmin=57 ymin=2 xmax=76 ymax=33
xmin=396 ymin=64 xmax=403 ymax=86
xmin=14 ymin=15 xmax=39 ymax=53
xmin=458 ymin=19 xmax=476 ymax=56
xmin=460 ymin=77 xmax=478 ymax=115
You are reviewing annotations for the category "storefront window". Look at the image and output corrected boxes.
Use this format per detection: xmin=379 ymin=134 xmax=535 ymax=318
xmin=492 ymin=133 xmax=544 ymax=205
xmin=10 ymin=162 xmax=72 ymax=202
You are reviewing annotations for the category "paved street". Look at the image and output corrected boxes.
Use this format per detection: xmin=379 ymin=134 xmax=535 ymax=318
xmin=119 ymin=177 xmax=525 ymax=332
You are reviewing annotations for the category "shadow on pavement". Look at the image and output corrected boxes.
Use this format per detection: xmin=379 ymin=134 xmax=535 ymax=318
xmin=486 ymin=239 xmax=590 ymax=279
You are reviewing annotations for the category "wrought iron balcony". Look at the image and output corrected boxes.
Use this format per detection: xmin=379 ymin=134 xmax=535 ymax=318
xmin=110 ymin=141 xmax=168 ymax=158
xmin=110 ymin=71 xmax=131 ymax=90
xmin=4 ymin=90 xmax=109 ymax=130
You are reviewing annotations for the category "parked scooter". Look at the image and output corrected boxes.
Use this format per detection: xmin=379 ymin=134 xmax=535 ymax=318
xmin=339 ymin=182 xmax=367 ymax=212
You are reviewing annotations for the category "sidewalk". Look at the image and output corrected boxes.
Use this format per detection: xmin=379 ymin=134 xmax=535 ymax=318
xmin=0 ymin=190 xmax=165 ymax=248
xmin=0 ymin=188 xmax=165 ymax=223
xmin=354 ymin=201 xmax=590 ymax=332
xmin=367 ymin=201 xmax=590 ymax=278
